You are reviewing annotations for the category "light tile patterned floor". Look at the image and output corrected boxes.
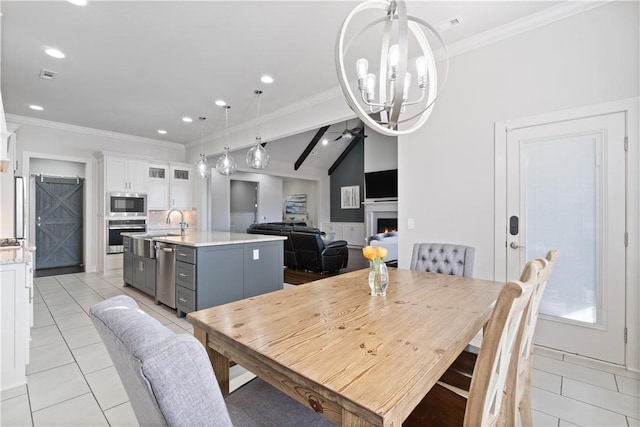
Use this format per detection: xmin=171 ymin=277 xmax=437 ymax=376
xmin=1 ymin=271 xmax=638 ymax=426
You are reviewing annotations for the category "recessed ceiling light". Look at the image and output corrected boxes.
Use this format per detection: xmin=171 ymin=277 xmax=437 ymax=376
xmin=215 ymin=100 xmax=226 ymax=107
xmin=157 ymin=130 xmax=167 ymax=135
xmin=29 ymin=105 xmax=44 ymax=111
xmin=45 ymin=48 xmax=66 ymax=59
xmin=260 ymin=75 xmax=274 ymax=84
xmin=67 ymin=0 xmax=88 ymax=6
xmin=321 ymin=138 xmax=329 ymax=146
xmin=182 ymin=117 xmax=193 ymax=123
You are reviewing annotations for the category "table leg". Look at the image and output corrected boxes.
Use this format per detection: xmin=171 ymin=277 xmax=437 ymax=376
xmin=193 ymin=326 xmax=230 ymax=396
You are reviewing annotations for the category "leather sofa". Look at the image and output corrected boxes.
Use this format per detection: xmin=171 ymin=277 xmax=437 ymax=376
xmin=247 ymin=223 xmax=349 ymax=273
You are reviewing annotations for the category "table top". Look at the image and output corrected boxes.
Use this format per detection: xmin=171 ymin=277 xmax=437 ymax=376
xmin=188 ymin=268 xmax=504 ymax=425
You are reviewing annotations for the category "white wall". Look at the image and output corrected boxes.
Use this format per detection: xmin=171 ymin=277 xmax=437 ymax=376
xmin=30 ymin=158 xmax=85 ymax=177
xmin=282 ymin=178 xmax=318 ymax=226
xmin=398 ymin=0 xmax=638 ymax=275
xmin=363 ymin=129 xmax=397 ymax=173
xmin=8 ymin=118 xmax=185 ymax=271
xmin=208 ymin=171 xmax=283 ymax=231
xmin=398 ymin=2 xmax=638 ymax=368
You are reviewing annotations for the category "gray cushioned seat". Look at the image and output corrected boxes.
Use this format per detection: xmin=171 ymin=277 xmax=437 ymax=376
xmin=410 ymin=243 xmax=475 ymax=277
xmin=90 ymin=295 xmax=334 ymax=427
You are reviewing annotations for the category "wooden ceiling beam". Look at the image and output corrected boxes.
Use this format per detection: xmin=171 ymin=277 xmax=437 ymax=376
xmin=294 ymin=125 xmax=330 ymax=171
xmin=328 ymin=129 xmax=364 ymax=175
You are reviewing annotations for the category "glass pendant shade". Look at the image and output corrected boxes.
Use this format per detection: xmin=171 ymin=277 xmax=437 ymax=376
xmin=216 ymin=147 xmax=237 ymax=176
xmin=246 ymin=138 xmax=270 ymax=169
xmin=196 ymin=153 xmax=211 ymax=179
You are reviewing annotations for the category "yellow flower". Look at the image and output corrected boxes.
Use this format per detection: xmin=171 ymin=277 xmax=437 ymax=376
xmin=362 ymin=246 xmax=377 ymax=261
xmin=376 ymin=246 xmax=388 ymax=260
xmin=362 ymin=245 xmax=387 ymax=261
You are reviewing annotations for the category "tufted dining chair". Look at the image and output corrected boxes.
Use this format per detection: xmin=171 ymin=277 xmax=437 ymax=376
xmin=90 ymin=295 xmax=334 ymax=427
xmin=410 ymin=243 xmax=475 ymax=277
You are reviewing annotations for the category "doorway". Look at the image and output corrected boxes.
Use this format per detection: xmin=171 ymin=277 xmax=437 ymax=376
xmin=34 ymin=176 xmax=84 ymax=276
xmin=497 ymin=108 xmax=628 ymax=365
xmin=230 ymin=180 xmax=258 ymax=232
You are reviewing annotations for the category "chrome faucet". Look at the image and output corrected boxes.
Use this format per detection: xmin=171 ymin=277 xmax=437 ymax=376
xmin=166 ymin=209 xmax=187 ymax=236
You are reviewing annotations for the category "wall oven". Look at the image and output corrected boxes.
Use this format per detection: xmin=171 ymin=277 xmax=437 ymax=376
xmin=107 ymin=219 xmax=146 ymax=254
xmin=107 ymin=193 xmax=147 ymax=216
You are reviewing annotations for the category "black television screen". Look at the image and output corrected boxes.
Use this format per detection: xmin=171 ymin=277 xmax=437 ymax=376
xmin=365 ymin=169 xmax=398 ymax=199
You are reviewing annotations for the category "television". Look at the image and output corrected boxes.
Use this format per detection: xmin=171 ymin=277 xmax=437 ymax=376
xmin=365 ymin=169 xmax=398 ymax=199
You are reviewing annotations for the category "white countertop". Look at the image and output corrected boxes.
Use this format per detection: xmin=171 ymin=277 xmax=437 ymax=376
xmin=0 ymin=241 xmax=36 ymax=265
xmin=153 ymin=231 xmax=286 ymax=247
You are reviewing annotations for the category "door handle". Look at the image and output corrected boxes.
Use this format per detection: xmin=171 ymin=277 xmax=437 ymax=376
xmin=510 ymin=242 xmax=526 ymax=249
xmin=37 ymin=216 xmax=41 ymax=227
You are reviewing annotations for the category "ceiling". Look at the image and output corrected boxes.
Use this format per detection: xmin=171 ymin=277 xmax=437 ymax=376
xmin=2 ymin=1 xmax=562 ymax=168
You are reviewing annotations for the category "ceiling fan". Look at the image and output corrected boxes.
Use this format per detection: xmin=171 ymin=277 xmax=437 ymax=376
xmin=326 ymin=121 xmax=367 ymax=142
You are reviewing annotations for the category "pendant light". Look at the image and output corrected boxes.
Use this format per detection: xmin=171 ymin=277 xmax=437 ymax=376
xmin=216 ymin=105 xmax=237 ymax=175
xmin=246 ymin=90 xmax=270 ymax=169
xmin=195 ymin=116 xmax=211 ymax=179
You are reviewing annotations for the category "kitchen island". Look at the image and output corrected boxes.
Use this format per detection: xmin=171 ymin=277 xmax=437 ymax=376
xmin=133 ymin=231 xmax=286 ymax=317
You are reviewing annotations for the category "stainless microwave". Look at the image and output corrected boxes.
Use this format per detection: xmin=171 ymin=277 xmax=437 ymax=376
xmin=107 ymin=193 xmax=147 ymax=216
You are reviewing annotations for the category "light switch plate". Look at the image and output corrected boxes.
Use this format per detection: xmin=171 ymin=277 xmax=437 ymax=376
xmin=408 ymin=218 xmax=415 ymax=229
xmin=253 ymin=249 xmax=260 ymax=260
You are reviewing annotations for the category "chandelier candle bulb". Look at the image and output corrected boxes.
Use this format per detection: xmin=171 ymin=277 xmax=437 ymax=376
xmin=356 ymin=58 xmax=369 ymax=85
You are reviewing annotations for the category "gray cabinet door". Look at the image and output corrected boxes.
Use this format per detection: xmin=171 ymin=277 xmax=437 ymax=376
xmin=244 ymin=241 xmax=284 ymax=298
xmin=196 ymin=246 xmax=244 ymax=309
xmin=35 ymin=177 xmax=83 ymax=269
xmin=123 ymin=248 xmax=133 ymax=285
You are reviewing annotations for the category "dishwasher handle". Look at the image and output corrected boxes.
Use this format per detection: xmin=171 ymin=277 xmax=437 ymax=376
xmin=156 ymin=246 xmax=174 ymax=253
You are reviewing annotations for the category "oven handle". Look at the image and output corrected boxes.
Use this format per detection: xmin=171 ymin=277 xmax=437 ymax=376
xmin=108 ymin=225 xmax=147 ymax=229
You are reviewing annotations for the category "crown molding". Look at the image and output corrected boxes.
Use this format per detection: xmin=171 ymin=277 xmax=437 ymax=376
xmin=6 ymin=114 xmax=185 ymax=150
xmin=433 ymin=1 xmax=611 ymax=61
xmin=189 ymin=1 xmax=611 ymax=149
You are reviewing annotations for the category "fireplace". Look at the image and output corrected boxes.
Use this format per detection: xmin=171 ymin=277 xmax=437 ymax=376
xmin=377 ymin=218 xmax=398 ymax=233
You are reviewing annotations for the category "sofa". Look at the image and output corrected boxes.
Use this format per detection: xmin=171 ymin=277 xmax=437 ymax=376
xmin=247 ymin=222 xmax=349 ymax=273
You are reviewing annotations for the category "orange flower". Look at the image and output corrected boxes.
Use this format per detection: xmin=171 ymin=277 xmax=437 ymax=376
xmin=362 ymin=245 xmax=388 ymax=261
xmin=376 ymin=246 xmax=388 ymax=260
xmin=362 ymin=245 xmax=377 ymax=261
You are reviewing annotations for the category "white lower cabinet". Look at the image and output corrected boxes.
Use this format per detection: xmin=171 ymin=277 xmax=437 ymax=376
xmin=320 ymin=222 xmax=365 ymax=247
xmin=1 ymin=259 xmax=33 ymax=391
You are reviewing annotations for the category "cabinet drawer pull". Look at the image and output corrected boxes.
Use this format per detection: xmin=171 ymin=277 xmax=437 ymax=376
xmin=179 ymin=298 xmax=188 ymax=303
xmin=178 ymin=273 xmax=188 ymax=277
xmin=178 ymin=253 xmax=188 ymax=257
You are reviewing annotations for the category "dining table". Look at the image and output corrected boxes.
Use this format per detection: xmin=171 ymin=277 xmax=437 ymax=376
xmin=187 ymin=267 xmax=504 ymax=427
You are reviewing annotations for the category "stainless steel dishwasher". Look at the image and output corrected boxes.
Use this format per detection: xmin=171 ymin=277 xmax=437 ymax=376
xmin=155 ymin=241 xmax=176 ymax=309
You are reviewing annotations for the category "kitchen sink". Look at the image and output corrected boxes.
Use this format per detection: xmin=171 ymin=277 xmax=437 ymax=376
xmin=132 ymin=236 xmax=157 ymax=258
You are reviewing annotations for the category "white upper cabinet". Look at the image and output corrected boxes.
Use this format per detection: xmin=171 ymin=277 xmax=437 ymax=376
xmin=147 ymin=163 xmax=170 ymax=210
xmin=105 ymin=156 xmax=148 ymax=193
xmin=170 ymin=163 xmax=193 ymax=209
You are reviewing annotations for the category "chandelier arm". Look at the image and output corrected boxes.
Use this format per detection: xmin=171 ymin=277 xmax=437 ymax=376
xmin=403 ymin=89 xmax=427 ymax=107
xmin=360 ymin=91 xmax=387 ymax=108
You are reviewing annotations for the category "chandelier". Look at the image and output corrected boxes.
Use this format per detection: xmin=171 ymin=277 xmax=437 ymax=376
xmin=246 ymin=90 xmax=270 ymax=169
xmin=216 ymin=106 xmax=238 ymax=176
xmin=336 ymin=0 xmax=448 ymax=136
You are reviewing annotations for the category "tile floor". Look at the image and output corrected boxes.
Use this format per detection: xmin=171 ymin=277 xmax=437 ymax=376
xmin=1 ymin=271 xmax=639 ymax=426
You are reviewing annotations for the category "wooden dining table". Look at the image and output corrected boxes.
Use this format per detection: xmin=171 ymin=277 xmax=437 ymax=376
xmin=187 ymin=268 xmax=504 ymax=427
